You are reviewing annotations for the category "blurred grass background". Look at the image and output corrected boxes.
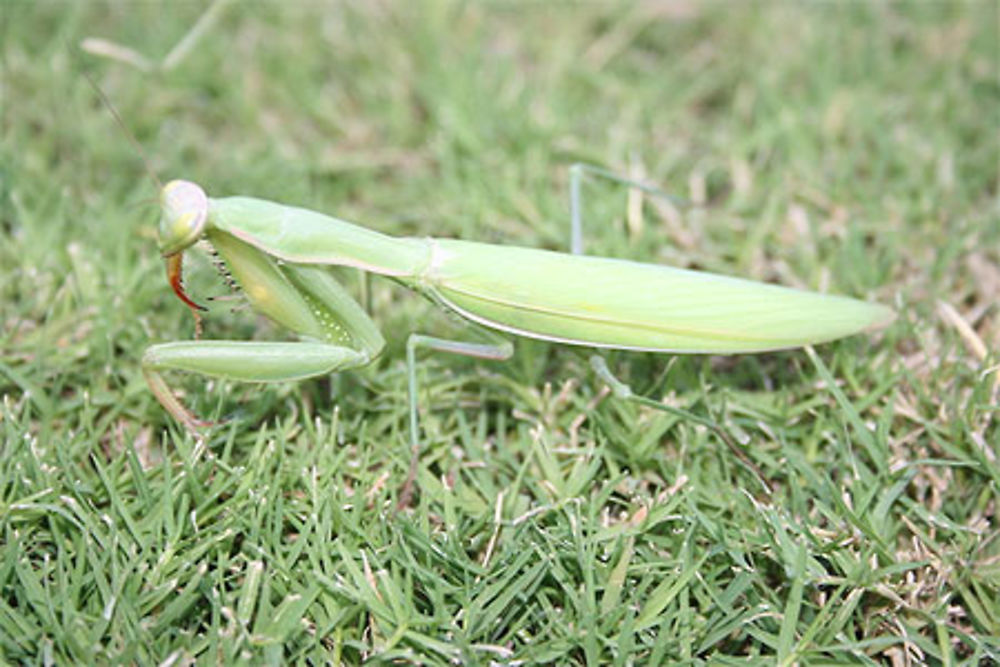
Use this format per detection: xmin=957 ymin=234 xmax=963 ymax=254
xmin=2 ymin=1 xmax=998 ymax=663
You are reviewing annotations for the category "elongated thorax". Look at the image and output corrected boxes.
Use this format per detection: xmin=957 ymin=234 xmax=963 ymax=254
xmin=207 ymin=196 xmax=431 ymax=278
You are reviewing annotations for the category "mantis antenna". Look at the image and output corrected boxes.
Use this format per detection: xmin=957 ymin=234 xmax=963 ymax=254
xmin=80 ymin=64 xmax=206 ymax=334
xmin=79 ymin=67 xmax=161 ymax=191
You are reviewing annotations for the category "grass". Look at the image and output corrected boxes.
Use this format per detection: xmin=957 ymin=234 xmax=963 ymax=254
xmin=2 ymin=1 xmax=998 ymax=663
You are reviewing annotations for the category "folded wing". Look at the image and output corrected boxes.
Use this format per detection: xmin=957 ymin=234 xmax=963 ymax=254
xmin=428 ymin=240 xmax=893 ymax=353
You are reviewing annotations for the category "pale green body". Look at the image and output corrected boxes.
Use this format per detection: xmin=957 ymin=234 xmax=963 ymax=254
xmin=207 ymin=195 xmax=890 ymax=353
xmin=144 ymin=181 xmax=892 ymax=472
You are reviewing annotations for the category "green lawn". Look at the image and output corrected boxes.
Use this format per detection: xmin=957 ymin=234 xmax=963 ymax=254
xmin=2 ymin=1 xmax=998 ymax=663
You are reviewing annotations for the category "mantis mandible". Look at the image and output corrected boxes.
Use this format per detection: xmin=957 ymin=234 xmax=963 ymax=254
xmin=144 ymin=167 xmax=893 ymax=500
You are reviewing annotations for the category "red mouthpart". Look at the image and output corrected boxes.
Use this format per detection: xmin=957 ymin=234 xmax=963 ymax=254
xmin=166 ymin=253 xmax=207 ymax=312
xmin=166 ymin=253 xmax=207 ymax=344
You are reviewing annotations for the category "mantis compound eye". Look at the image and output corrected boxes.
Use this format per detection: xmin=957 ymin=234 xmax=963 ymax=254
xmin=159 ymin=179 xmax=208 ymax=257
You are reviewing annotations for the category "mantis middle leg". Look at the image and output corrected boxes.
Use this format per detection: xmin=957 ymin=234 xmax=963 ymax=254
xmin=400 ymin=330 xmax=513 ymax=508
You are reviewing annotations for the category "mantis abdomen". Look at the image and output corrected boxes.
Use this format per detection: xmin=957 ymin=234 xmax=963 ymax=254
xmin=422 ymin=239 xmax=894 ymax=353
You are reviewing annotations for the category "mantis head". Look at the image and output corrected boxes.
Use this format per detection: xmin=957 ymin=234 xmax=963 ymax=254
xmin=159 ymin=180 xmax=209 ymax=314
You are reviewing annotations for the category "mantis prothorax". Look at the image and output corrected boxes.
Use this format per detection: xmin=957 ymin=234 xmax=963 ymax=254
xmin=144 ymin=168 xmax=893 ymax=502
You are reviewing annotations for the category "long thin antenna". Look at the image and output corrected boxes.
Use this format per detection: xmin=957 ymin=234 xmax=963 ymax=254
xmin=80 ymin=67 xmax=162 ymax=192
xmin=78 ymin=58 xmax=208 ymax=337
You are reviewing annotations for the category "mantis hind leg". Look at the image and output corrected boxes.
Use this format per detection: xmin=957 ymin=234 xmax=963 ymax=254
xmin=589 ymin=355 xmax=773 ymax=496
xmin=143 ymin=340 xmax=374 ymax=435
xmin=568 ymin=163 xmax=687 ymax=255
xmin=399 ymin=332 xmax=513 ymax=509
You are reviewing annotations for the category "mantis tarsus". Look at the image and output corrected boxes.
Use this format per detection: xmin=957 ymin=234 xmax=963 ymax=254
xmin=144 ymin=167 xmax=893 ymax=503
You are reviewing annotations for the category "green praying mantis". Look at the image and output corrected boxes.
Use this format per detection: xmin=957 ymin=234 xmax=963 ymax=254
xmin=79 ymin=8 xmax=893 ymax=500
xmin=143 ymin=165 xmax=894 ymax=501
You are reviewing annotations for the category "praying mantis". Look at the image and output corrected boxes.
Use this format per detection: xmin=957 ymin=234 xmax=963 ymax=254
xmin=144 ymin=166 xmax=894 ymax=501
xmin=79 ymin=6 xmax=893 ymax=500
